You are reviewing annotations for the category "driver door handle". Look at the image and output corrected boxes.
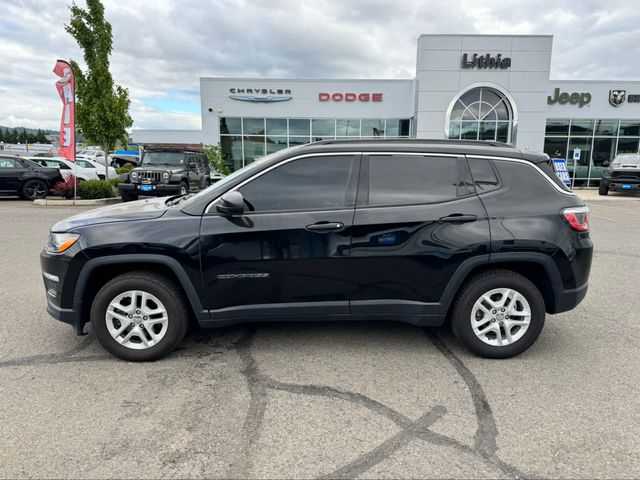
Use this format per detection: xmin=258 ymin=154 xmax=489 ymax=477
xmin=305 ymin=221 xmax=345 ymax=232
xmin=439 ymin=214 xmax=478 ymax=223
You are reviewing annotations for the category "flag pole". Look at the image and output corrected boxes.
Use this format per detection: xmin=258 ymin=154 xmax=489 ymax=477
xmin=73 ymin=86 xmax=77 ymax=206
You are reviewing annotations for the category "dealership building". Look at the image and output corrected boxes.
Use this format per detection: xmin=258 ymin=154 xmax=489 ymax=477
xmin=133 ymin=34 xmax=640 ymax=185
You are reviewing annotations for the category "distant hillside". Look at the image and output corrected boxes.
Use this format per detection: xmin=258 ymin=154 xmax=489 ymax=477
xmin=0 ymin=126 xmax=56 ymax=144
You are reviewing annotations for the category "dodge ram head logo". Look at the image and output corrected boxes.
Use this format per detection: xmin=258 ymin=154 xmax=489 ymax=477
xmin=609 ymin=90 xmax=626 ymax=107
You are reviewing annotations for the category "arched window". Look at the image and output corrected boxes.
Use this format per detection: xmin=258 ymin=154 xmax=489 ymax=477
xmin=447 ymin=87 xmax=514 ymax=143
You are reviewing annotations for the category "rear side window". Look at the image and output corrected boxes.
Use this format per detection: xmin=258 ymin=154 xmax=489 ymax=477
xmin=468 ymin=158 xmax=501 ymax=193
xmin=367 ymin=155 xmax=467 ymax=206
xmin=239 ymin=155 xmax=356 ymax=212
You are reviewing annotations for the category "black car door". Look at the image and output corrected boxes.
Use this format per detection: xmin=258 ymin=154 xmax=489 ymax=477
xmin=0 ymin=157 xmax=20 ymax=192
xmin=199 ymin=153 xmax=360 ymax=321
xmin=349 ymin=153 xmax=490 ymax=318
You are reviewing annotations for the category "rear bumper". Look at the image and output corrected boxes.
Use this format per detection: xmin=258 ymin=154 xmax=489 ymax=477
xmin=119 ymin=183 xmax=182 ymax=196
xmin=551 ymin=282 xmax=589 ymax=314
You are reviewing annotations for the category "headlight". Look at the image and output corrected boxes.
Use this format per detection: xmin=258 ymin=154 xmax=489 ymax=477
xmin=131 ymin=171 xmax=138 ymax=178
xmin=45 ymin=233 xmax=80 ymax=254
xmin=162 ymin=172 xmax=170 ymax=180
xmin=602 ymin=169 xmax=612 ymax=177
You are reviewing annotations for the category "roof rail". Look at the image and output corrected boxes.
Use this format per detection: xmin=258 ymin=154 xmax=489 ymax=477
xmin=302 ymin=138 xmax=516 ymax=148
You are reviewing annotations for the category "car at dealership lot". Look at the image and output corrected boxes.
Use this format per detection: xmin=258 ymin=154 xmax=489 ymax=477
xmin=41 ymin=139 xmax=592 ymax=361
xmin=75 ymin=158 xmax=117 ymax=180
xmin=599 ymin=153 xmax=640 ymax=195
xmin=118 ymin=148 xmax=214 ymax=202
xmin=0 ymin=155 xmax=63 ymax=199
xmin=29 ymin=157 xmax=100 ymax=182
xmin=76 ymin=149 xmax=106 ymax=163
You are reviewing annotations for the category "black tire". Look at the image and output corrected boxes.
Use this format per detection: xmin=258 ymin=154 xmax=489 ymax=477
xmin=22 ymin=179 xmax=48 ymax=200
xmin=599 ymin=183 xmax=609 ymax=196
xmin=90 ymin=272 xmax=190 ymax=361
xmin=180 ymin=180 xmax=189 ymax=196
xmin=450 ymin=269 xmax=545 ymax=359
xmin=121 ymin=191 xmax=138 ymax=202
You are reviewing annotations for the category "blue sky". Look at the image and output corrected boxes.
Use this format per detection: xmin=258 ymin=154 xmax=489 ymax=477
xmin=1 ymin=0 xmax=640 ymax=131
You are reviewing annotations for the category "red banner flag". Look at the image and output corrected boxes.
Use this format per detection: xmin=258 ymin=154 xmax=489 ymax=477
xmin=53 ymin=59 xmax=75 ymax=161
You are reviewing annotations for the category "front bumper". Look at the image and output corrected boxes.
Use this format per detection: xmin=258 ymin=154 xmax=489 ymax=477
xmin=119 ymin=183 xmax=182 ymax=196
xmin=602 ymin=178 xmax=640 ymax=191
xmin=41 ymin=250 xmax=86 ymax=335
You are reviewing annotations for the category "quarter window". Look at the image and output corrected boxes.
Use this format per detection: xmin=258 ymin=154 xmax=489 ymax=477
xmin=367 ymin=155 xmax=463 ymax=206
xmin=238 ymin=155 xmax=355 ymax=212
xmin=468 ymin=158 xmax=500 ymax=193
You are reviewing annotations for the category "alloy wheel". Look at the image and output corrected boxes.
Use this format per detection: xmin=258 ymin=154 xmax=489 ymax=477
xmin=26 ymin=182 xmax=46 ymax=199
xmin=105 ymin=290 xmax=169 ymax=350
xmin=470 ymin=288 xmax=531 ymax=347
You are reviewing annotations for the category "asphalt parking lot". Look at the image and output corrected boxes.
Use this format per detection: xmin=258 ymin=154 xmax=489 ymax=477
xmin=0 ymin=192 xmax=639 ymax=479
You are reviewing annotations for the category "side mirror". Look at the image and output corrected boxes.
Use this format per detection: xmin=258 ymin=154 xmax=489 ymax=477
xmin=217 ymin=191 xmax=245 ymax=215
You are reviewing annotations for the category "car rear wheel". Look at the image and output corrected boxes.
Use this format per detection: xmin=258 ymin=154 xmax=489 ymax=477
xmin=599 ymin=183 xmax=609 ymax=196
xmin=22 ymin=179 xmax=48 ymax=200
xmin=121 ymin=191 xmax=138 ymax=202
xmin=180 ymin=181 xmax=189 ymax=196
xmin=90 ymin=272 xmax=190 ymax=361
xmin=450 ymin=269 xmax=545 ymax=358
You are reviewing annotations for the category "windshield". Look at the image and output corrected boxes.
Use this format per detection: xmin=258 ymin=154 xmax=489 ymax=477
xmin=141 ymin=152 xmax=185 ymax=166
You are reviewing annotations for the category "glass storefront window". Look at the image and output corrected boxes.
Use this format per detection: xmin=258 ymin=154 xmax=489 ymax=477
xmin=386 ymin=119 xmax=411 ymax=137
xmin=336 ymin=119 xmax=360 ymax=136
xmin=595 ymin=120 xmax=618 ymax=136
xmin=544 ymin=137 xmax=568 ymax=159
xmin=243 ymin=118 xmax=265 ymax=136
xmin=619 ymin=121 xmax=640 ymax=136
xmin=570 ymin=120 xmax=594 ymax=136
xmin=479 ymin=122 xmax=496 ymax=140
xmin=220 ymin=135 xmax=243 ymax=171
xmin=266 ymin=118 xmax=287 ymax=136
xmin=448 ymin=122 xmax=461 ymax=140
xmin=289 ymin=119 xmax=310 ymax=136
xmin=288 ymin=136 xmax=311 ymax=146
xmin=243 ymin=136 xmax=265 ymax=163
xmin=220 ymin=117 xmax=241 ymax=135
xmin=460 ymin=121 xmax=478 ymax=140
xmin=311 ymin=119 xmax=335 ymax=137
xmin=266 ymin=136 xmax=288 ymax=154
xmin=361 ymin=119 xmax=385 ymax=137
xmin=545 ymin=119 xmax=569 ymax=135
xmin=617 ymin=137 xmax=639 ymax=155
xmin=568 ymin=137 xmax=592 ymax=181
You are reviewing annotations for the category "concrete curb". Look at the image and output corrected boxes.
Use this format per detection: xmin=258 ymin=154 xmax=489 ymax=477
xmin=33 ymin=197 xmax=121 ymax=206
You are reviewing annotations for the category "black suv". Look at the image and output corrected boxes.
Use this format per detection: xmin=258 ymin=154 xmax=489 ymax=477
xmin=41 ymin=140 xmax=592 ymax=361
xmin=0 ymin=155 xmax=63 ymax=200
xmin=599 ymin=153 xmax=640 ymax=195
xmin=119 ymin=148 xmax=211 ymax=202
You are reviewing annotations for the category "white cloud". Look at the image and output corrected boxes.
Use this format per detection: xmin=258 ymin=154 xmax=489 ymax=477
xmin=0 ymin=0 xmax=639 ymax=131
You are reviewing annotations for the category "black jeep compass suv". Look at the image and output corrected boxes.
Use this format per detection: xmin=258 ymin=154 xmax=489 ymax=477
xmin=41 ymin=140 xmax=592 ymax=361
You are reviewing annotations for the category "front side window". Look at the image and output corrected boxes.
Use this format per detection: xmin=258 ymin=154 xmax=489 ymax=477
xmin=367 ymin=155 xmax=463 ymax=206
xmin=239 ymin=155 xmax=355 ymax=212
xmin=77 ymin=160 xmax=94 ymax=168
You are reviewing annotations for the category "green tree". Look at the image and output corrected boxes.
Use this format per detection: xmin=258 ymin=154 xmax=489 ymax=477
xmin=203 ymin=144 xmax=233 ymax=176
xmin=66 ymin=0 xmax=132 ymax=179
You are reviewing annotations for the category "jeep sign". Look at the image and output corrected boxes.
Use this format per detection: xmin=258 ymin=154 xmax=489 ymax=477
xmin=547 ymin=88 xmax=591 ymax=108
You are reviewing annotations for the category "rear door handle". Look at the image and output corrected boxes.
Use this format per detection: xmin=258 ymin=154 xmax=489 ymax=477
xmin=439 ymin=214 xmax=478 ymax=223
xmin=305 ymin=221 xmax=345 ymax=232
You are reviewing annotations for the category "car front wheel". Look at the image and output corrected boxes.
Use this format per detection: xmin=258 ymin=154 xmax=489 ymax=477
xmin=599 ymin=183 xmax=609 ymax=196
xmin=90 ymin=272 xmax=190 ymax=361
xmin=450 ymin=269 xmax=545 ymax=358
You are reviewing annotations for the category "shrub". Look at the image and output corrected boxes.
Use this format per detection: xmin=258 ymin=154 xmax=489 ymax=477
xmin=203 ymin=144 xmax=232 ymax=175
xmin=109 ymin=177 xmax=121 ymax=187
xmin=78 ymin=179 xmax=115 ymax=199
xmin=51 ymin=175 xmax=81 ymax=199
xmin=116 ymin=163 xmax=134 ymax=174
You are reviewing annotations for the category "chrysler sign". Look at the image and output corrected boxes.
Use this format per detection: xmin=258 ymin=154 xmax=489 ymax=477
xmin=228 ymin=87 xmax=292 ymax=103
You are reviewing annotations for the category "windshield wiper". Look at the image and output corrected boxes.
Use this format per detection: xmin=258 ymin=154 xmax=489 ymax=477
xmin=166 ymin=193 xmax=194 ymax=206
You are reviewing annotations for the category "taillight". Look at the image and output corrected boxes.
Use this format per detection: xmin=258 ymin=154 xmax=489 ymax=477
xmin=562 ymin=206 xmax=589 ymax=232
